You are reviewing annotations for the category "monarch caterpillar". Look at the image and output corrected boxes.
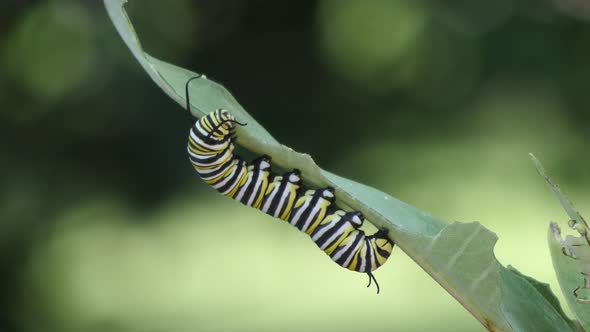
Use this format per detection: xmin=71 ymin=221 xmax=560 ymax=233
xmin=186 ymin=76 xmax=394 ymax=293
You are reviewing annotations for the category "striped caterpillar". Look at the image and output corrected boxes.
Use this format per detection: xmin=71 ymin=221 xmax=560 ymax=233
xmin=186 ymin=76 xmax=394 ymax=293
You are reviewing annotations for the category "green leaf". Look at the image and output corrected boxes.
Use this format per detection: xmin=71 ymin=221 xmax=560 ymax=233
xmin=531 ymin=154 xmax=590 ymax=330
xmin=104 ymin=1 xmax=576 ymax=330
xmin=502 ymin=266 xmax=579 ymax=332
xmin=530 ymin=154 xmax=586 ymax=224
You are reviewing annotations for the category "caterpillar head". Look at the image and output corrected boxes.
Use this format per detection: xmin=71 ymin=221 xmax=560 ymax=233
xmin=206 ymin=109 xmax=246 ymax=141
xmin=214 ymin=108 xmax=235 ymax=133
xmin=217 ymin=109 xmax=235 ymax=124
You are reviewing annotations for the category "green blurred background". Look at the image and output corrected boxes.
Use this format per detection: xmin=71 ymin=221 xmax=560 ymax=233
xmin=2 ymin=0 xmax=590 ymax=331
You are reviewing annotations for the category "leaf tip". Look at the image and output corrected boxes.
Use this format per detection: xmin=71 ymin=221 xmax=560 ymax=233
xmin=529 ymin=153 xmax=547 ymax=176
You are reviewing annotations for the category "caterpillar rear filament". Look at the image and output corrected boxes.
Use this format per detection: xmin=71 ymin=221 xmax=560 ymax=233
xmin=186 ymin=76 xmax=394 ymax=293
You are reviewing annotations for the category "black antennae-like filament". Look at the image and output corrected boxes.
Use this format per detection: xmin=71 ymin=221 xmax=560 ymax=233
xmin=185 ymin=75 xmax=207 ymax=115
xmin=367 ymin=272 xmax=380 ymax=294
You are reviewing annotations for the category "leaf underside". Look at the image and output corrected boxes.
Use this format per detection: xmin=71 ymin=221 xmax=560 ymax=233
xmin=532 ymin=154 xmax=590 ymax=330
xmin=104 ymin=1 xmax=576 ymax=330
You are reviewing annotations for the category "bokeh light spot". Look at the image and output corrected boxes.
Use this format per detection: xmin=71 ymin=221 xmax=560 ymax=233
xmin=126 ymin=0 xmax=199 ymax=62
xmin=317 ymin=0 xmax=429 ymax=92
xmin=1 ymin=0 xmax=97 ymax=105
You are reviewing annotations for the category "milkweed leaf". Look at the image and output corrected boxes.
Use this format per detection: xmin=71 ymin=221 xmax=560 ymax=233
xmin=105 ymin=1 xmax=576 ymax=330
xmin=501 ymin=266 xmax=579 ymax=332
xmin=531 ymin=154 xmax=590 ymax=330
